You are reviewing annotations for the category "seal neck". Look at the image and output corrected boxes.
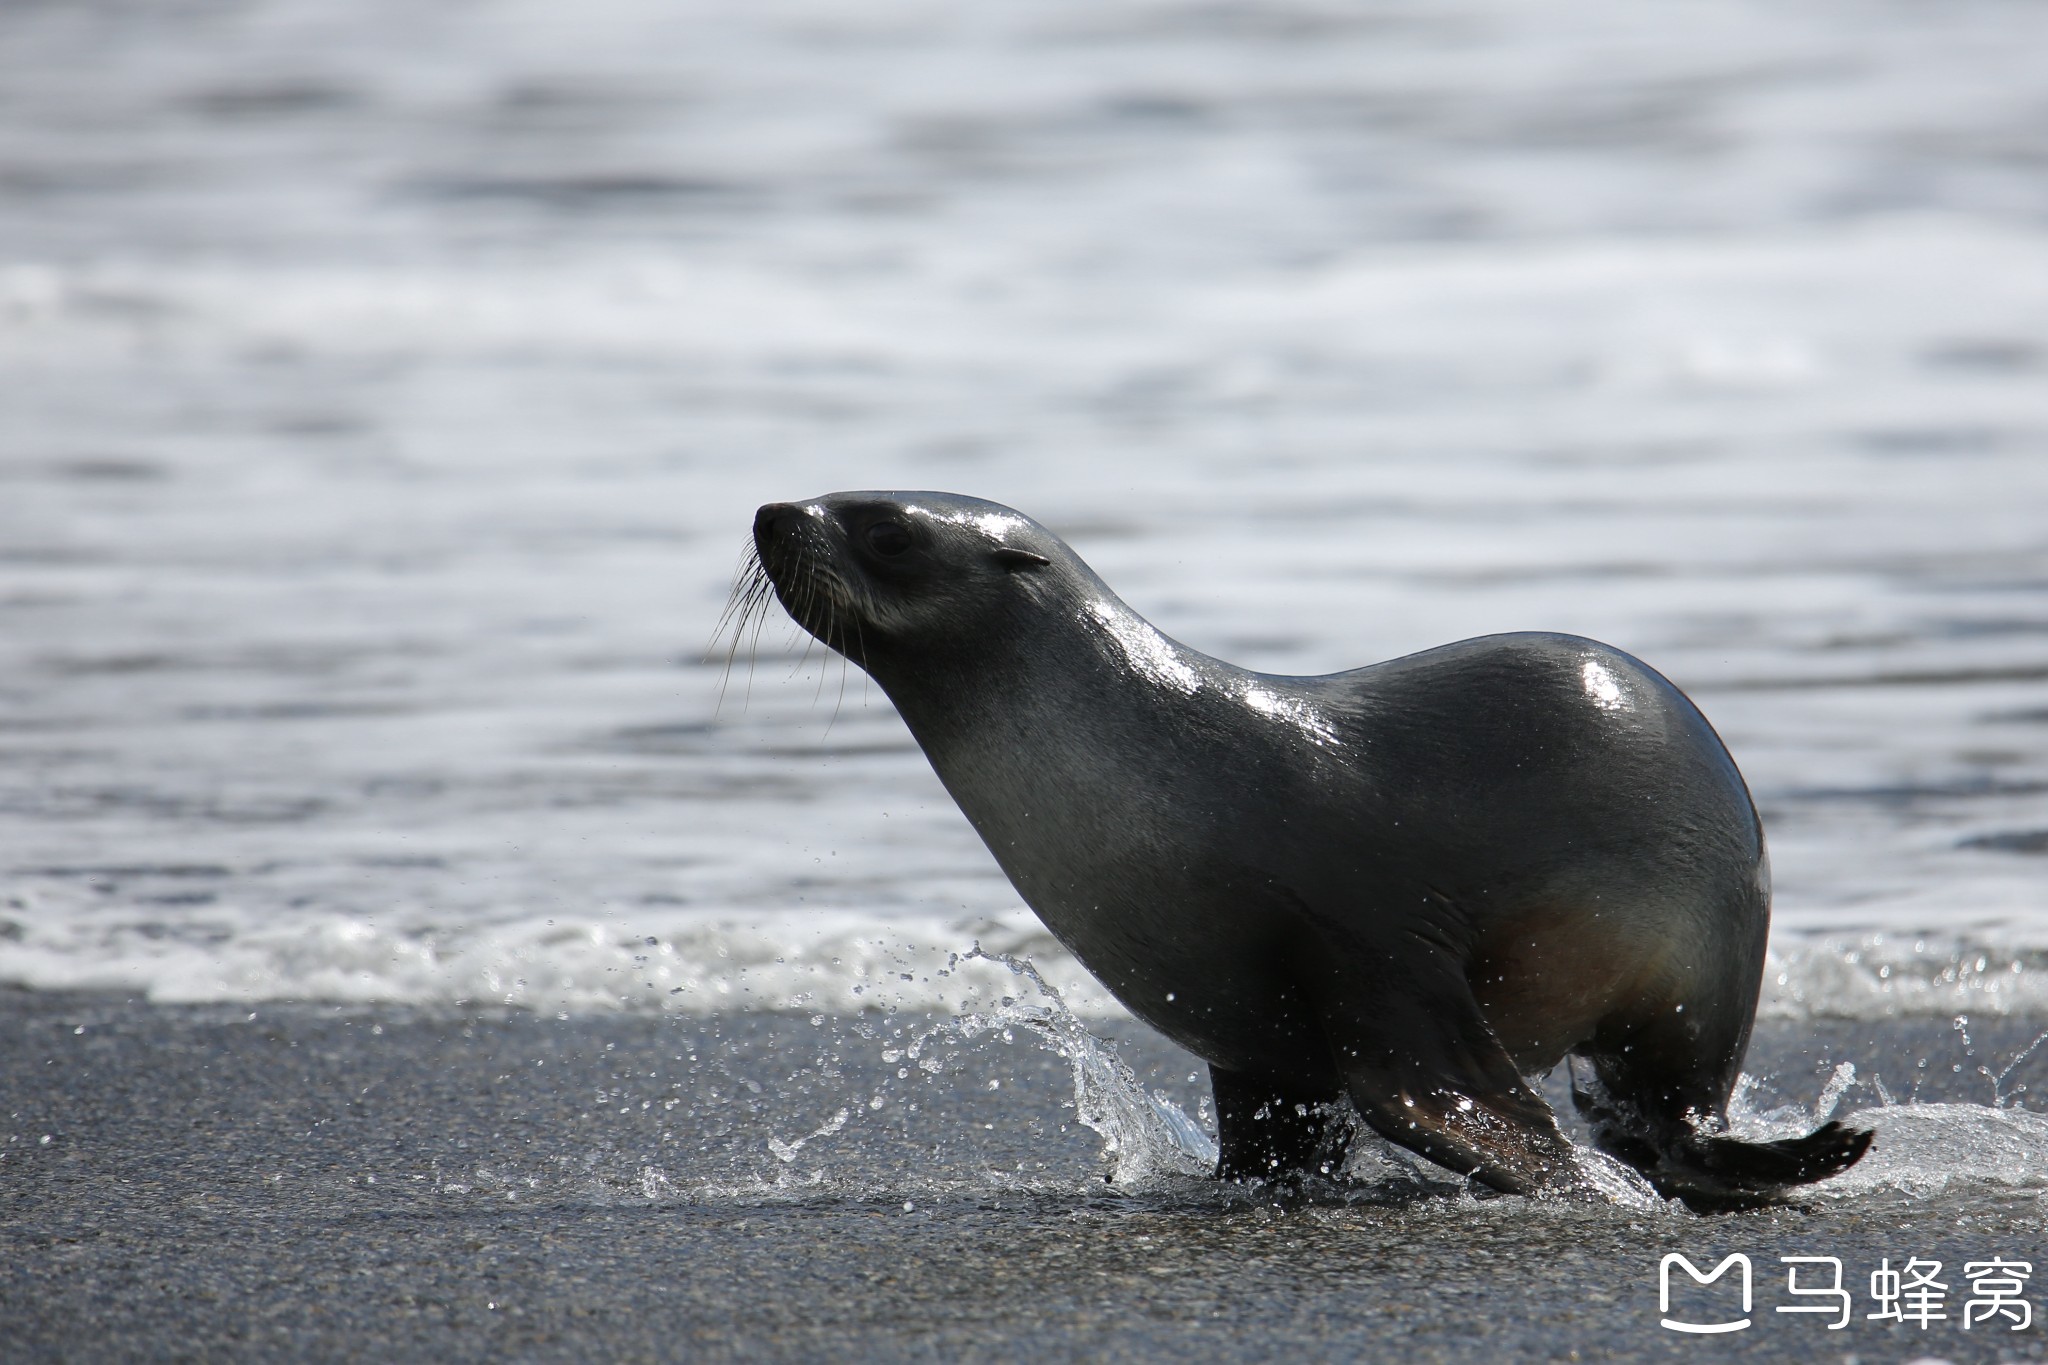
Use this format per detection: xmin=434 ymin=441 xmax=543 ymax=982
xmin=867 ymin=588 xmax=1239 ymax=795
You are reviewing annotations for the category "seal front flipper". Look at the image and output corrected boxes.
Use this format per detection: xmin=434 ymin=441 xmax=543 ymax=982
xmin=1210 ymin=1066 xmax=1349 ymax=1182
xmin=1296 ymin=924 xmax=1582 ymax=1196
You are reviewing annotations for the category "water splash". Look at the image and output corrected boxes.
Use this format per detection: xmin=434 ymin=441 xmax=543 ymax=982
xmin=1993 ymin=1028 xmax=2048 ymax=1108
xmin=1816 ymin=1104 xmax=2048 ymax=1198
xmin=1722 ymin=1034 xmax=2048 ymax=1199
xmin=1812 ymin=1060 xmax=1859 ymax=1123
xmin=751 ymin=946 xmax=1216 ymax=1189
xmin=937 ymin=953 xmax=1662 ymax=1207
xmin=766 ymin=1107 xmax=850 ymax=1164
xmin=954 ymin=948 xmax=1218 ymax=1185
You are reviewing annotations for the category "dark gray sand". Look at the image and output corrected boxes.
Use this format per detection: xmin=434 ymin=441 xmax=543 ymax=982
xmin=5 ymin=991 xmax=2046 ymax=1363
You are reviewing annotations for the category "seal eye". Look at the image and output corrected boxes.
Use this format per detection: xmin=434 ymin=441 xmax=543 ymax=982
xmin=863 ymin=521 xmax=912 ymax=559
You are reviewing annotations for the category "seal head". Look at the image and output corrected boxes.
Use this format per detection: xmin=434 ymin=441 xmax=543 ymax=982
xmin=751 ymin=493 xmax=1063 ymax=674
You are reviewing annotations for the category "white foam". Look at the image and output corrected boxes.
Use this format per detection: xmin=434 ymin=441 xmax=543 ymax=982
xmin=1762 ymin=936 xmax=2048 ymax=1021
xmin=9 ymin=879 xmax=2048 ymax=1027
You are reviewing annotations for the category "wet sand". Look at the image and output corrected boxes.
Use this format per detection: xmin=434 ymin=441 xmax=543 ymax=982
xmin=5 ymin=992 xmax=2047 ymax=1362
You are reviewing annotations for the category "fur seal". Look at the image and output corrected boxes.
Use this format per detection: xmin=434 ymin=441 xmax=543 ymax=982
xmin=743 ymin=491 xmax=1870 ymax=1207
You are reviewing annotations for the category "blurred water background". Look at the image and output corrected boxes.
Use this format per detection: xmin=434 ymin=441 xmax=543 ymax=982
xmin=2 ymin=0 xmax=2046 ymax=1024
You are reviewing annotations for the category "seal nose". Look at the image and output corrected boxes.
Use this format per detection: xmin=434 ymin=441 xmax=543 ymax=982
xmin=753 ymin=502 xmax=802 ymax=553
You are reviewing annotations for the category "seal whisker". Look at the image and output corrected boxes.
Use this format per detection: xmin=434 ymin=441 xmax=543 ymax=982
xmin=742 ymin=574 xmax=782 ymax=710
xmin=787 ymin=629 xmax=818 ymax=685
xmin=770 ymin=539 xmax=872 ymax=717
xmin=850 ymin=611 xmax=870 ymax=706
xmin=834 ymin=614 xmax=857 ymax=721
xmin=807 ymin=545 xmax=835 ymax=709
xmin=709 ymin=545 xmax=757 ymax=660
xmin=712 ymin=540 xmax=777 ymax=714
xmin=740 ymin=561 xmax=784 ymax=698
xmin=816 ymin=550 xmax=844 ymax=729
xmin=823 ymin=572 xmax=859 ymax=733
xmin=787 ymin=544 xmax=825 ymax=690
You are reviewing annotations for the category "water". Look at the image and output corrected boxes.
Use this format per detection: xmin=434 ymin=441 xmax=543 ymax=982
xmin=2 ymin=3 xmax=2048 ymax=1336
xmin=3 ymin=0 xmax=2045 ymax=1021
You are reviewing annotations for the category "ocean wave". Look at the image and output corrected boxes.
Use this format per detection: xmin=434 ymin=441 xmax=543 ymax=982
xmin=6 ymin=887 xmax=2048 ymax=1024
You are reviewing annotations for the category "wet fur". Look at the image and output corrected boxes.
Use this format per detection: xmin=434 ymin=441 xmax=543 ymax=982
xmin=743 ymin=491 xmax=1872 ymax=1208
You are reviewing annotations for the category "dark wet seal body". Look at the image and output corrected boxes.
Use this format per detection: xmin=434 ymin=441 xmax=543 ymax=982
xmin=745 ymin=491 xmax=1871 ymax=1208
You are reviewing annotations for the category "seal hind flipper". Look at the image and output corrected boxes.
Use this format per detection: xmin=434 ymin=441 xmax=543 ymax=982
xmin=1572 ymin=1078 xmax=1873 ymax=1210
xmin=1650 ymin=1122 xmax=1874 ymax=1212
xmin=1567 ymin=950 xmax=1871 ymax=1207
xmin=1296 ymin=921 xmax=1582 ymax=1195
xmin=1335 ymin=1033 xmax=1581 ymax=1196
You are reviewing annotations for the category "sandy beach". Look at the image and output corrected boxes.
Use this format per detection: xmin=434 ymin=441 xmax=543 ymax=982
xmin=6 ymin=991 xmax=2047 ymax=1363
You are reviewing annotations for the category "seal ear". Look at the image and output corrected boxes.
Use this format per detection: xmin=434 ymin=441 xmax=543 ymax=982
xmin=992 ymin=547 xmax=1051 ymax=570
